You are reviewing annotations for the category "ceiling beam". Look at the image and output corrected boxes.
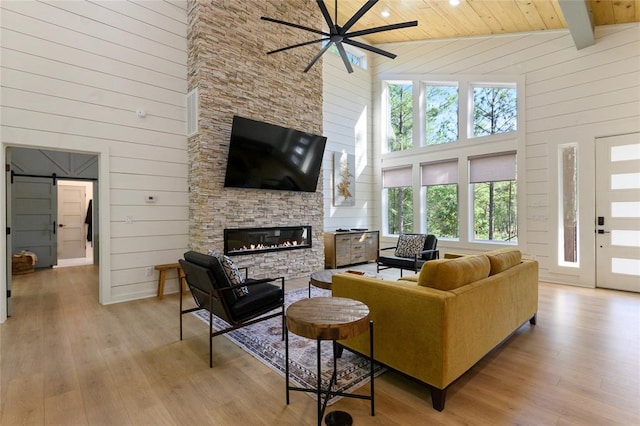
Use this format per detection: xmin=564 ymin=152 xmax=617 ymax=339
xmin=558 ymin=0 xmax=595 ymax=49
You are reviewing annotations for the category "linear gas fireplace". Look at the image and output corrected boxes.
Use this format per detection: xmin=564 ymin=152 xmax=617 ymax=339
xmin=224 ymin=226 xmax=312 ymax=256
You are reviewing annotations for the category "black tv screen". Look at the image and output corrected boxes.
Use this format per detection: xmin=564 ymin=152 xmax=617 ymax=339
xmin=224 ymin=116 xmax=327 ymax=192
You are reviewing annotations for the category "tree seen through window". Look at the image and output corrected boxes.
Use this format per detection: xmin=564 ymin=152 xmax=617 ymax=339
xmin=473 ymin=86 xmax=517 ymax=137
xmin=387 ymin=82 xmax=413 ymax=152
xmin=425 ymin=85 xmax=458 ymax=145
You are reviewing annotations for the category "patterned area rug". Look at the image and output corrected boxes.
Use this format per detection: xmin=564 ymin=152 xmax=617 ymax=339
xmin=193 ymin=286 xmax=386 ymax=405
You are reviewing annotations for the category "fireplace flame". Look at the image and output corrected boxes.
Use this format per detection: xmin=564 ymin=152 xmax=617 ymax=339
xmin=232 ymin=240 xmax=303 ymax=254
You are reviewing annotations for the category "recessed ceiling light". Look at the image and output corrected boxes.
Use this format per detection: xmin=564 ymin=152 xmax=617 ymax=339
xmin=449 ymin=0 xmax=461 ymax=6
xmin=381 ymin=10 xmax=390 ymax=18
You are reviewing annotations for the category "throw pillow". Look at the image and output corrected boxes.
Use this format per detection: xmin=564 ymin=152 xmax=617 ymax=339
xmin=394 ymin=234 xmax=427 ymax=258
xmin=207 ymin=250 xmax=249 ymax=297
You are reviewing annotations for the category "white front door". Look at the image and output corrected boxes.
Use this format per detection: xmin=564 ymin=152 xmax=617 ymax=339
xmin=595 ymin=133 xmax=640 ymax=292
xmin=57 ymin=183 xmax=87 ymax=259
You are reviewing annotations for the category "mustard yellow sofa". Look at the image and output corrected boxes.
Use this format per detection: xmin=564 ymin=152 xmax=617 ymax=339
xmin=331 ymin=248 xmax=538 ymax=411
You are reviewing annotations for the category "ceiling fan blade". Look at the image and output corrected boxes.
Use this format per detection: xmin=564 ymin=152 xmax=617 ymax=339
xmin=346 ymin=20 xmax=418 ymax=38
xmin=340 ymin=0 xmax=378 ymax=34
xmin=304 ymin=41 xmax=333 ymax=73
xmin=261 ymin=16 xmax=328 ymax=37
xmin=316 ymin=0 xmax=337 ymax=34
xmin=343 ymin=39 xmax=396 ymax=59
xmin=335 ymin=41 xmax=354 ymax=73
xmin=267 ymin=38 xmax=329 ymax=55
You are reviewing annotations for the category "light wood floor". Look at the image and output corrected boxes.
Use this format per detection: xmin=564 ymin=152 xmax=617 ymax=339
xmin=1 ymin=264 xmax=639 ymax=425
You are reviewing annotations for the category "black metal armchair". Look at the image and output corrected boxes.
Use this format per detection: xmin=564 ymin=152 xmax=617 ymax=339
xmin=179 ymin=251 xmax=285 ymax=367
xmin=377 ymin=234 xmax=439 ymax=277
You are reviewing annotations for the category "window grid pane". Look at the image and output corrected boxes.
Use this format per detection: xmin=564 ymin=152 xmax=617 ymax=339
xmin=473 ymin=181 xmax=518 ymax=242
xmin=387 ymin=187 xmax=414 ymax=234
xmin=472 ymin=85 xmax=517 ymax=138
xmin=560 ymin=145 xmax=578 ymax=264
xmin=387 ymin=83 xmax=413 ymax=152
xmin=425 ymin=84 xmax=458 ymax=145
xmin=426 ymin=184 xmax=459 ymax=238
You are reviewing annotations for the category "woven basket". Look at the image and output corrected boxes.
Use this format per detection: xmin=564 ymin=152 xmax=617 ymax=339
xmin=12 ymin=254 xmax=35 ymax=275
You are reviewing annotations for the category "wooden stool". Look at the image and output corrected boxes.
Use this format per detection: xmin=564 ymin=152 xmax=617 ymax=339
xmin=155 ymin=263 xmax=187 ymax=299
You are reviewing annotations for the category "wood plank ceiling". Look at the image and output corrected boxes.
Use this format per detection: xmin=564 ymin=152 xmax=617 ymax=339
xmin=330 ymin=0 xmax=640 ymax=44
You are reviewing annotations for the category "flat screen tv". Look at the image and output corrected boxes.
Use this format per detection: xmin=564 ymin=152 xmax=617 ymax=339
xmin=224 ymin=115 xmax=327 ymax=192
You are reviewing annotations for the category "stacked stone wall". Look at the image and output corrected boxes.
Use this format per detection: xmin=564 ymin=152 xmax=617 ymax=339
xmin=187 ymin=0 xmax=324 ymax=278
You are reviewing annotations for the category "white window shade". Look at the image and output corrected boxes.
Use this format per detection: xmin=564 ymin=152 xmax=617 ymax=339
xmin=469 ymin=152 xmax=516 ymax=183
xmin=383 ymin=167 xmax=412 ymax=188
xmin=421 ymin=160 xmax=458 ymax=186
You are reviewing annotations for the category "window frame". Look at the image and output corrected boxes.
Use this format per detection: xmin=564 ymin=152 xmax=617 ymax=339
xmin=378 ymin=75 xmax=525 ymax=249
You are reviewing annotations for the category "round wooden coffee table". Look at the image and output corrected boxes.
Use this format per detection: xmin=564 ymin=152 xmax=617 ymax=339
xmin=308 ymin=269 xmax=338 ymax=296
xmin=285 ymin=297 xmax=375 ymax=426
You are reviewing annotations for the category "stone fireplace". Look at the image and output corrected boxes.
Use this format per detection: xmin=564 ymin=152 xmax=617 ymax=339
xmin=224 ymin=226 xmax=312 ymax=256
xmin=186 ymin=0 xmax=325 ymax=279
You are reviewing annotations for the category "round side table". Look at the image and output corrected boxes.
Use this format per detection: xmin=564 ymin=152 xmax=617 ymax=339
xmin=285 ymin=297 xmax=375 ymax=426
xmin=308 ymin=269 xmax=338 ymax=296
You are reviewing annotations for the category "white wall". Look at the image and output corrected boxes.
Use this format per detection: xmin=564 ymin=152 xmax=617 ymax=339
xmin=0 ymin=0 xmax=189 ymax=318
xmin=322 ymin=52 xmax=377 ymax=231
xmin=370 ymin=24 xmax=640 ymax=286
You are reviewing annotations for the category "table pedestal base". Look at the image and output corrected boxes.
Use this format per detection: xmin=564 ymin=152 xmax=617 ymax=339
xmin=285 ymin=322 xmax=375 ymax=426
xmin=324 ymin=410 xmax=353 ymax=425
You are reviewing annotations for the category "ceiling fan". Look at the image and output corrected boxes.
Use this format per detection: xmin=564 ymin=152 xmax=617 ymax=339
xmin=261 ymin=0 xmax=418 ymax=73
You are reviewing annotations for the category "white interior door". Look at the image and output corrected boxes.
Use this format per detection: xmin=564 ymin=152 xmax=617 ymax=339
xmin=57 ymin=183 xmax=87 ymax=259
xmin=595 ymin=133 xmax=640 ymax=292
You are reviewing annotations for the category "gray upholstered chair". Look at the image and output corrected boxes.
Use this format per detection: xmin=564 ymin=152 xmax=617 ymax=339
xmin=179 ymin=251 xmax=285 ymax=367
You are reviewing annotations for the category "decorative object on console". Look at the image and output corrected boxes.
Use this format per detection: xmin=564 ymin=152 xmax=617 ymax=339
xmin=333 ymin=151 xmax=355 ymax=206
xmin=261 ymin=0 xmax=418 ymax=73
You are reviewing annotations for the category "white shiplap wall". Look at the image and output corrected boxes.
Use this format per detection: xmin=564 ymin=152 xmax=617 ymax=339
xmin=0 ymin=0 xmax=189 ymax=314
xmin=370 ymin=24 xmax=640 ymax=286
xmin=322 ymin=52 xmax=377 ymax=232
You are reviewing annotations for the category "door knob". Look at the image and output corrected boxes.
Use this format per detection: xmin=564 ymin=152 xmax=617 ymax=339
xmin=58 ymin=224 xmax=64 ymax=227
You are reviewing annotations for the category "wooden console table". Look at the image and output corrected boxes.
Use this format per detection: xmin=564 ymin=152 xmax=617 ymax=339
xmin=324 ymin=230 xmax=379 ymax=269
xmin=285 ymin=297 xmax=374 ymax=426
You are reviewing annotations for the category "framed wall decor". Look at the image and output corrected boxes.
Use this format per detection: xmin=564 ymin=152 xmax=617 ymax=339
xmin=333 ymin=151 xmax=355 ymax=206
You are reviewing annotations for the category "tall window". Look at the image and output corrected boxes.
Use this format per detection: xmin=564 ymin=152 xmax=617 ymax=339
xmin=425 ymin=84 xmax=458 ymax=145
xmin=559 ymin=145 xmax=578 ymax=265
xmin=421 ymin=160 xmax=459 ymax=238
xmin=386 ymin=82 xmax=413 ymax=152
xmin=383 ymin=167 xmax=413 ymax=234
xmin=472 ymin=84 xmax=517 ymax=137
xmin=470 ymin=153 xmax=517 ymax=242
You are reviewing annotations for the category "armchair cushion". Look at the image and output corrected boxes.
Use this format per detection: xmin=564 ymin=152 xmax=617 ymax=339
xmin=395 ymin=234 xmax=427 ymax=258
xmin=231 ymin=281 xmax=283 ymax=321
xmin=208 ymin=251 xmax=249 ymax=297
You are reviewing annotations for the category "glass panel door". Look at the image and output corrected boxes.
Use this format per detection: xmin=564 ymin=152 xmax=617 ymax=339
xmin=595 ymin=133 xmax=640 ymax=292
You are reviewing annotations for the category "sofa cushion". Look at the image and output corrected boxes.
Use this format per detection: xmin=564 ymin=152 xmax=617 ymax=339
xmin=395 ymin=234 xmax=427 ymax=258
xmin=418 ymin=254 xmax=490 ymax=291
xmin=486 ymin=248 xmax=522 ymax=275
